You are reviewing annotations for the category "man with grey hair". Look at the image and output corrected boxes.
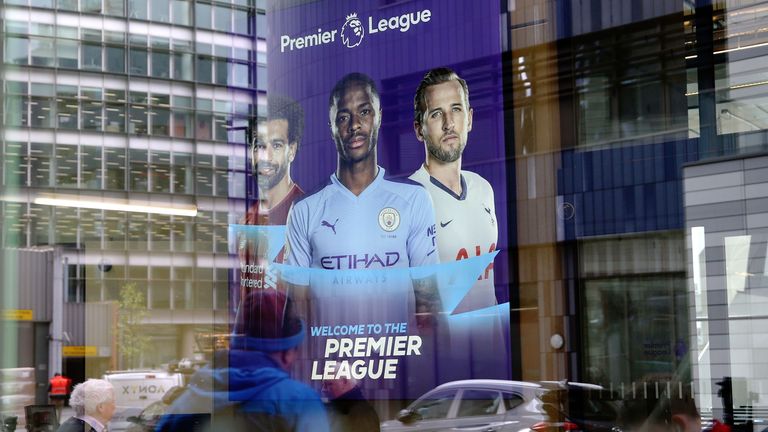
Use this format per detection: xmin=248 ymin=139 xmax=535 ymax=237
xmin=57 ymin=379 xmax=115 ymax=432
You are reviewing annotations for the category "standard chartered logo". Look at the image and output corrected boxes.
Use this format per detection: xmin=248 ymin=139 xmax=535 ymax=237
xmin=280 ymin=9 xmax=432 ymax=53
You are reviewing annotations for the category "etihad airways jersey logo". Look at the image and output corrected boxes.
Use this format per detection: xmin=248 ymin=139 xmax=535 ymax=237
xmin=280 ymin=9 xmax=432 ymax=53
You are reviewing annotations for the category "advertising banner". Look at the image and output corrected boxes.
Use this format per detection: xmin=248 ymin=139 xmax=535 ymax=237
xmin=232 ymin=0 xmax=513 ymax=405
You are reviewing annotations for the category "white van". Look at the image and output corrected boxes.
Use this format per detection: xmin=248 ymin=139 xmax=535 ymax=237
xmin=103 ymin=370 xmax=184 ymax=431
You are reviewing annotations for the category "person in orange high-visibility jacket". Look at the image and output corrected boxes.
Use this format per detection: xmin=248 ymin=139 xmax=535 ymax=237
xmin=49 ymin=373 xmax=72 ymax=422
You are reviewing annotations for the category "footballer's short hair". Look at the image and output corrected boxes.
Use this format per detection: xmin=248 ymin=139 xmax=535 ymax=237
xmin=267 ymin=94 xmax=304 ymax=147
xmin=413 ymin=67 xmax=470 ymax=123
xmin=328 ymin=72 xmax=380 ymax=112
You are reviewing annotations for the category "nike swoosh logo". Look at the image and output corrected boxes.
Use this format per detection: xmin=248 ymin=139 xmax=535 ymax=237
xmin=440 ymin=220 xmax=453 ymax=228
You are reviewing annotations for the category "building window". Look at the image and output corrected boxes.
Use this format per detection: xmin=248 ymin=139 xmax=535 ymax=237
xmin=56 ymin=85 xmax=79 ymax=130
xmin=80 ymin=145 xmax=103 ymax=189
xmin=30 ymin=83 xmax=55 ymax=128
xmin=55 ymin=144 xmax=78 ymax=187
xmin=105 ymin=46 xmax=126 ymax=74
xmin=150 ymin=0 xmax=170 ymax=22
xmin=195 ymin=2 xmax=212 ymax=29
xmin=30 ymin=37 xmax=55 ymax=67
xmin=30 ymin=143 xmax=52 ymax=187
xmin=173 ymin=52 xmax=193 ymax=81
xmin=129 ymin=47 xmax=148 ymax=75
xmin=151 ymin=51 xmax=170 ymax=78
xmin=82 ymin=88 xmax=103 ymax=131
xmin=213 ymin=5 xmax=230 ymax=32
xmin=82 ymin=43 xmax=103 ymax=70
xmin=56 ymin=39 xmax=78 ymax=69
xmin=172 ymin=0 xmax=191 ymax=25
xmin=104 ymin=147 xmax=126 ymax=190
xmin=128 ymin=0 xmax=147 ymax=19
xmin=5 ymin=36 xmax=29 ymax=65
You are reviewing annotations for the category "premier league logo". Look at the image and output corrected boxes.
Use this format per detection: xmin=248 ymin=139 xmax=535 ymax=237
xmin=378 ymin=207 xmax=400 ymax=232
xmin=341 ymin=13 xmax=364 ymax=48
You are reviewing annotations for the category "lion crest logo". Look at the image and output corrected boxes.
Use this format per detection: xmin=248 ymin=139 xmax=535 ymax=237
xmin=341 ymin=13 xmax=364 ymax=48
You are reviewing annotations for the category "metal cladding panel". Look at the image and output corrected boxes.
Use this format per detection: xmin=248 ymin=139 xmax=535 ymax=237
xmin=63 ymin=302 xmax=113 ymax=348
xmin=0 ymin=248 xmax=54 ymax=322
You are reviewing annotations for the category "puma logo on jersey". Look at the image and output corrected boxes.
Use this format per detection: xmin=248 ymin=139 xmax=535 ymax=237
xmin=321 ymin=218 xmax=339 ymax=234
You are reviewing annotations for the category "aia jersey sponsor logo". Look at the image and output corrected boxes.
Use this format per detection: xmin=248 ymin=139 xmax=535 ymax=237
xmin=456 ymin=243 xmax=496 ymax=280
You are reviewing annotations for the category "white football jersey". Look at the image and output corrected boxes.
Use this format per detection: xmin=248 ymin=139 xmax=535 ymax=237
xmin=409 ymin=165 xmax=498 ymax=312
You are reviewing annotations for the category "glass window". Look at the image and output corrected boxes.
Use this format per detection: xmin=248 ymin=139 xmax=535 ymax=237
xmin=196 ymin=155 xmax=213 ymax=195
xmin=31 ymin=0 xmax=53 ymax=7
xmin=233 ymin=8 xmax=249 ymax=35
xmin=129 ymin=104 xmax=148 ymax=135
xmin=105 ymin=102 xmax=126 ymax=132
xmin=31 ymin=84 xmax=55 ymax=128
xmin=230 ymin=62 xmax=249 ymax=87
xmin=6 ymin=36 xmax=29 ymax=65
xmin=105 ymin=31 xmax=125 ymax=43
xmin=56 ymin=85 xmax=79 ymax=129
xmin=128 ymin=0 xmax=147 ymax=19
xmin=129 ymin=47 xmax=148 ymax=75
xmin=456 ymin=390 xmax=501 ymax=417
xmin=172 ymin=152 xmax=193 ymax=194
xmin=172 ymin=110 xmax=193 ymax=138
xmin=4 ymin=142 xmax=28 ymax=187
xmin=105 ymin=0 xmax=124 ymax=15
xmin=30 ymin=38 xmax=55 ymax=66
xmin=215 ymin=59 xmax=228 ymax=85
xmin=150 ymin=151 xmax=170 ymax=192
xmin=213 ymin=5 xmax=230 ymax=32
xmin=256 ymin=65 xmax=267 ymax=89
xmin=411 ymin=390 xmax=457 ymax=420
xmin=151 ymin=51 xmax=170 ymax=78
xmin=106 ymin=46 xmax=125 ymax=73
xmin=502 ymin=393 xmax=524 ymax=411
xmin=196 ymin=55 xmax=212 ymax=83
xmin=150 ymin=106 xmax=170 ymax=136
xmin=82 ymin=0 xmax=102 ymax=13
xmin=150 ymin=0 xmax=169 ymax=21
xmin=56 ymin=39 xmax=78 ymax=68
xmin=127 ymin=213 xmax=148 ymax=250
xmin=104 ymin=147 xmax=126 ymax=190
xmin=30 ymin=205 xmax=51 ymax=246
xmin=80 ymin=145 xmax=103 ymax=189
xmin=195 ymin=2 xmax=211 ymax=29
xmin=5 ymin=95 xmax=29 ymax=127
xmin=82 ymin=43 xmax=102 ymax=70
xmin=29 ymin=143 xmax=52 ymax=187
xmin=55 ymin=144 xmax=78 ymax=188
xmin=173 ymin=52 xmax=193 ymax=80
xmin=57 ymin=0 xmax=77 ymax=10
xmin=129 ymin=149 xmax=148 ymax=191
xmin=195 ymin=113 xmax=212 ymax=140
xmin=172 ymin=0 xmax=190 ymax=25
xmin=54 ymin=207 xmax=78 ymax=246
xmin=213 ymin=115 xmax=227 ymax=141
xmin=82 ymin=88 xmax=103 ymax=131
xmin=256 ymin=13 xmax=266 ymax=38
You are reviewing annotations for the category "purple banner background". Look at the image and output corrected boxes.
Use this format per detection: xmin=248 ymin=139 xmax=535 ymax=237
xmin=266 ymin=0 xmax=511 ymax=300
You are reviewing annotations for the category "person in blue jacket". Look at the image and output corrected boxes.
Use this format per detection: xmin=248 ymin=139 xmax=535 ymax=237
xmin=156 ymin=289 xmax=329 ymax=432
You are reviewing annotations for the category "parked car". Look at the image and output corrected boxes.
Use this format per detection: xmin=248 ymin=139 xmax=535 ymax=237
xmin=381 ymin=379 xmax=621 ymax=432
xmin=103 ymin=370 xmax=185 ymax=432
xmin=125 ymin=386 xmax=186 ymax=432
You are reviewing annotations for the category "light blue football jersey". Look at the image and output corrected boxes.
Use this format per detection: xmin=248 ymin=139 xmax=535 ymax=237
xmin=285 ymin=167 xmax=438 ymax=270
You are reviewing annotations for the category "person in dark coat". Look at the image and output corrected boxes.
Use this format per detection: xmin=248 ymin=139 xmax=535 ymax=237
xmin=323 ymin=373 xmax=380 ymax=432
xmin=155 ymin=289 xmax=329 ymax=432
xmin=57 ymin=379 xmax=115 ymax=432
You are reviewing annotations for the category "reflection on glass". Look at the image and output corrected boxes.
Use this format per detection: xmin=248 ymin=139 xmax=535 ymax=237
xmin=81 ymin=146 xmax=103 ymax=189
xmin=105 ymin=147 xmax=126 ymax=190
xmin=30 ymin=142 xmax=51 ymax=187
xmin=55 ymin=145 xmax=78 ymax=187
